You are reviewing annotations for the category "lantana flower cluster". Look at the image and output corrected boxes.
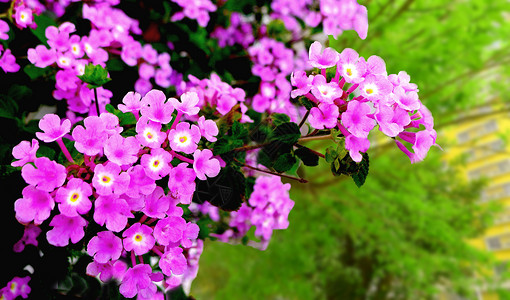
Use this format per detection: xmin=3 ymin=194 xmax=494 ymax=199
xmin=12 ymin=90 xmax=224 ymax=298
xmin=291 ymin=42 xmax=438 ymax=163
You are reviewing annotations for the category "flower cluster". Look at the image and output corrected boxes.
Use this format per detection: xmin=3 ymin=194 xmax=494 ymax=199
xmin=291 ymin=42 xmax=437 ymax=163
xmin=170 ymin=0 xmax=217 ymax=27
xmin=12 ymin=90 xmax=222 ymax=298
xmin=211 ymin=12 xmax=255 ymax=49
xmin=0 ymin=276 xmax=31 ymax=299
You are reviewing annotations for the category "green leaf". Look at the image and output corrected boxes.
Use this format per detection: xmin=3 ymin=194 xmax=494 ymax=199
xmin=77 ymin=64 xmax=112 ymax=89
xmin=30 ymin=14 xmax=57 ymax=45
xmin=325 ymin=147 xmax=338 ymax=163
xmin=299 ymin=96 xmax=316 ymax=110
xmin=273 ymin=153 xmax=297 ymax=173
xmin=0 ymin=95 xmax=19 ymax=119
xmin=105 ymin=104 xmax=115 ymax=114
xmin=8 ymin=85 xmax=32 ymax=102
xmin=272 ymin=122 xmax=301 ymax=145
xmin=192 ymin=166 xmax=245 ymax=211
xmin=352 ymin=153 xmax=370 ymax=188
xmin=294 ymin=147 xmax=319 ymax=166
xmin=231 ymin=121 xmax=248 ymax=140
xmin=271 ymin=113 xmax=291 ymax=126
xmin=23 ymin=65 xmax=52 ymax=80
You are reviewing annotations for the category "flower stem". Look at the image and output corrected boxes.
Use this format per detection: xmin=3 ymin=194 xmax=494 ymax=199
xmin=298 ymin=109 xmax=310 ymax=128
xmin=93 ymin=87 xmax=101 ymax=116
xmin=295 ymin=144 xmax=325 ymax=158
xmin=235 ymin=159 xmax=308 ymax=183
xmin=297 ymin=134 xmax=332 ymax=143
xmin=56 ymin=138 xmax=74 ymax=163
xmin=170 ymin=150 xmax=194 ymax=164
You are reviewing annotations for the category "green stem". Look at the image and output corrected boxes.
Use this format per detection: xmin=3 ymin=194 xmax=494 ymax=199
xmin=235 ymin=158 xmax=308 ymax=183
xmin=93 ymin=88 xmax=100 ymax=116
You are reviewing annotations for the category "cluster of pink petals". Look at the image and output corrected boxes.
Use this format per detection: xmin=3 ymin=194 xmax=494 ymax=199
xmin=12 ymin=88 xmax=223 ymax=299
xmin=211 ymin=12 xmax=254 ymax=48
xmin=291 ymin=41 xmax=438 ymax=163
xmin=170 ymin=0 xmax=216 ymax=27
xmin=0 ymin=276 xmax=31 ymax=299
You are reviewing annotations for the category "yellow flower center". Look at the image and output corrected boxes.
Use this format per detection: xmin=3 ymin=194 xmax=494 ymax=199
xmin=101 ymin=176 xmax=111 ymax=183
xmin=366 ymin=88 xmax=374 ymax=95
xmin=346 ymin=68 xmax=352 ymax=76
xmin=179 ymin=136 xmax=187 ymax=143
xmin=70 ymin=193 xmax=80 ymax=202
xmin=134 ymin=234 xmax=143 ymax=242
xmin=153 ymin=160 xmax=160 ymax=167
xmin=146 ymin=132 xmax=153 ymax=140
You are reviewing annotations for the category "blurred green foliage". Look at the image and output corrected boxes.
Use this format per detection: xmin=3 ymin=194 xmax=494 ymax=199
xmin=192 ymin=0 xmax=510 ymax=299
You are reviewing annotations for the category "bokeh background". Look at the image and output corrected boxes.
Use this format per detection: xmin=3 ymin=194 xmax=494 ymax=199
xmin=191 ymin=1 xmax=510 ymax=299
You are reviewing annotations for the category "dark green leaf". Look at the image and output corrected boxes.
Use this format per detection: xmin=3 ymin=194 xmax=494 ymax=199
xmin=272 ymin=122 xmax=301 ymax=144
xmin=273 ymin=153 xmax=297 ymax=173
xmin=295 ymin=147 xmax=319 ymax=166
xmin=271 ymin=113 xmax=291 ymax=126
xmin=23 ymin=65 xmax=52 ymax=80
xmin=77 ymin=64 xmax=112 ymax=89
xmin=30 ymin=14 xmax=57 ymax=45
xmin=299 ymin=96 xmax=316 ymax=110
xmin=0 ymin=95 xmax=19 ymax=119
xmin=192 ymin=166 xmax=245 ymax=211
xmin=352 ymin=153 xmax=370 ymax=188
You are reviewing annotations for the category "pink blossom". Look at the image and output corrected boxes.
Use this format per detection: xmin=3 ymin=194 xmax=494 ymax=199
xmin=308 ymin=103 xmax=339 ymax=129
xmin=310 ymin=75 xmax=343 ymax=104
xmin=337 ymin=48 xmax=366 ymax=84
xmin=341 ymin=100 xmax=375 ymax=138
xmin=13 ymin=223 xmax=41 ymax=253
xmin=169 ymin=91 xmax=200 ymax=116
xmin=308 ymin=41 xmax=339 ymax=69
xmin=168 ymin=122 xmax=201 ymax=154
xmin=167 ymin=163 xmax=196 ymax=199
xmin=119 ymin=264 xmax=153 ymax=298
xmin=55 ymin=69 xmax=79 ymax=91
xmin=104 ymin=134 xmax=140 ymax=166
xmin=11 ymin=139 xmax=39 ymax=167
xmin=193 ymin=149 xmax=220 ymax=180
xmin=197 ymin=116 xmax=218 ymax=142
xmin=359 ymin=74 xmax=392 ymax=102
xmin=27 ymin=45 xmax=57 ymax=68
xmin=87 ymin=231 xmax=123 ymax=264
xmin=94 ymin=194 xmax=133 ymax=232
xmin=140 ymin=89 xmax=174 ymax=124
xmin=72 ymin=116 xmax=109 ymax=155
xmin=118 ymin=91 xmax=144 ymax=116
xmin=391 ymin=86 xmax=421 ymax=111
xmin=86 ymin=260 xmax=127 ymax=283
xmin=141 ymin=148 xmax=172 ymax=180
xmin=92 ymin=163 xmax=130 ymax=195
xmin=46 ymin=214 xmax=87 ymax=247
xmin=4 ymin=276 xmax=31 ymax=299
xmin=345 ymin=134 xmax=370 ymax=162
xmin=13 ymin=5 xmax=34 ymax=29
xmin=0 ymin=48 xmax=19 ymax=73
xmin=290 ymin=71 xmax=313 ymax=98
xmin=136 ymin=116 xmax=166 ymax=148
xmin=0 ymin=20 xmax=9 ymax=40
xmin=21 ymin=157 xmax=66 ymax=192
xmin=125 ymin=165 xmax=157 ymax=198
xmin=154 ymin=216 xmax=186 ymax=246
xmin=159 ymin=246 xmax=187 ymax=276
xmin=99 ymin=112 xmax=123 ymax=136
xmin=55 ymin=178 xmax=93 ymax=217
xmin=365 ymin=55 xmax=387 ymax=76
xmin=181 ymin=222 xmax=199 ymax=248
xmin=14 ymin=186 xmax=54 ymax=225
xmin=142 ymin=186 xmax=170 ymax=219
xmin=35 ymin=114 xmax=71 ymax=143
xmin=375 ymin=105 xmax=411 ymax=137
xmin=122 ymin=223 xmax=155 ymax=255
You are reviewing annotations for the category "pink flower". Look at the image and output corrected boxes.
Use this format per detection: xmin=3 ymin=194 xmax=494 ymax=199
xmin=104 ymin=134 xmax=140 ymax=166
xmin=86 ymin=260 xmax=127 ymax=283
xmin=119 ymin=264 xmax=153 ymax=298
xmin=308 ymin=103 xmax=339 ymax=129
xmin=14 ymin=186 xmax=54 ymax=225
xmin=0 ymin=48 xmax=19 ymax=73
xmin=168 ymin=122 xmax=201 ymax=154
xmin=55 ymin=178 xmax=93 ymax=217
xmin=159 ymin=246 xmax=187 ymax=276
xmin=125 ymin=165 xmax=157 ymax=198
xmin=11 ymin=139 xmax=39 ymax=167
xmin=141 ymin=148 xmax=172 ymax=180
xmin=94 ymin=194 xmax=133 ymax=232
xmin=193 ymin=149 xmax=220 ymax=180
xmin=92 ymin=163 xmax=130 ymax=195
xmin=140 ymin=89 xmax=174 ymax=124
xmin=13 ymin=224 xmax=41 ymax=253
xmin=391 ymin=86 xmax=421 ymax=111
xmin=154 ymin=216 xmax=186 ymax=246
xmin=180 ymin=222 xmax=199 ymax=248
xmin=359 ymin=74 xmax=392 ymax=101
xmin=0 ymin=20 xmax=9 ymax=40
xmin=72 ymin=116 xmax=109 ymax=155
xmin=46 ymin=214 xmax=87 ymax=247
xmin=142 ymin=186 xmax=170 ymax=219
xmin=87 ymin=231 xmax=123 ymax=263
xmin=35 ymin=114 xmax=71 ymax=143
xmin=13 ymin=5 xmax=33 ymax=29
xmin=100 ymin=112 xmax=123 ymax=136
xmin=375 ymin=105 xmax=411 ymax=137
xmin=290 ymin=71 xmax=313 ymax=98
xmin=122 ymin=223 xmax=155 ymax=255
xmin=21 ymin=157 xmax=66 ymax=192
xmin=345 ymin=135 xmax=370 ymax=162
xmin=337 ymin=48 xmax=367 ymax=84
xmin=4 ymin=276 xmax=31 ymax=299
xmin=136 ymin=116 xmax=166 ymax=148
xmin=310 ymin=75 xmax=343 ymax=104
xmin=118 ymin=91 xmax=144 ymax=116
xmin=365 ymin=55 xmax=387 ymax=76
xmin=197 ymin=116 xmax=218 ymax=142
xmin=341 ymin=100 xmax=375 ymax=138
xmin=168 ymin=163 xmax=196 ymax=199
xmin=169 ymin=91 xmax=200 ymax=116
xmin=27 ymin=45 xmax=57 ymax=68
xmin=308 ymin=41 xmax=339 ymax=69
